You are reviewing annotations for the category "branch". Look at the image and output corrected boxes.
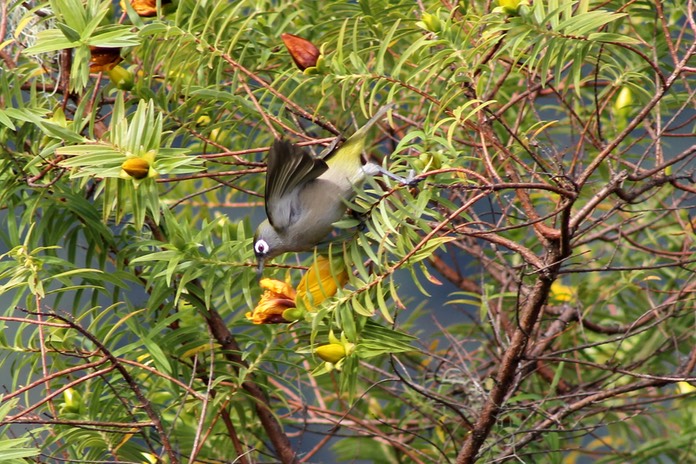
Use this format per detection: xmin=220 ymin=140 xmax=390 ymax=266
xmin=456 ymin=253 xmax=561 ymax=464
xmin=27 ymin=311 xmax=179 ymax=464
xmin=196 ymin=295 xmax=299 ymax=464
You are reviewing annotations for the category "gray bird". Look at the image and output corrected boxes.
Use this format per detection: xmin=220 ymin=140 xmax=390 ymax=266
xmin=253 ymin=105 xmax=413 ymax=272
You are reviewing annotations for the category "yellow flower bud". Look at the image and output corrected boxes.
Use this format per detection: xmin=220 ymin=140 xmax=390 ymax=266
xmin=497 ymin=0 xmax=528 ymax=15
xmin=315 ymin=343 xmax=346 ymax=364
xmin=121 ymin=157 xmax=151 ymax=179
xmin=196 ymin=115 xmax=212 ymax=126
xmin=614 ymin=86 xmax=634 ymax=119
xmin=282 ymin=307 xmax=304 ymax=322
xmin=549 ymin=281 xmax=575 ymax=304
xmin=421 ymin=13 xmax=442 ymax=33
xmin=107 ymin=65 xmax=134 ymax=91
xmin=60 ymin=388 xmax=83 ymax=414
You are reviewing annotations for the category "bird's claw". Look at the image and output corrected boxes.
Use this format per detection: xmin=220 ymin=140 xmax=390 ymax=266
xmin=401 ymin=169 xmax=421 ymax=187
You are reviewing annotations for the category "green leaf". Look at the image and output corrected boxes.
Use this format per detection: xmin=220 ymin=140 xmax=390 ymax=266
xmin=587 ymin=32 xmax=641 ymax=44
xmin=56 ymin=22 xmax=81 ymax=42
xmin=0 ymin=110 xmax=15 ymax=130
xmin=23 ymin=29 xmax=76 ymax=54
xmin=52 ymin=0 xmax=88 ymax=31
xmin=39 ymin=121 xmax=87 ymax=143
xmin=87 ymin=25 xmax=141 ymax=47
xmin=143 ymin=337 xmax=172 ymax=375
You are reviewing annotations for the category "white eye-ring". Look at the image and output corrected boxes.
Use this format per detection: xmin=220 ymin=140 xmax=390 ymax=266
xmin=254 ymin=239 xmax=269 ymax=256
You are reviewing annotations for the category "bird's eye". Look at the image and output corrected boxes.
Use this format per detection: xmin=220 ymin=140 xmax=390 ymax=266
xmin=254 ymin=239 xmax=270 ymax=257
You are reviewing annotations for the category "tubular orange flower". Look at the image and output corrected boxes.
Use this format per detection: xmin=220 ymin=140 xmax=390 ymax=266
xmin=295 ymin=256 xmax=348 ymax=310
xmin=246 ymin=278 xmax=296 ymax=324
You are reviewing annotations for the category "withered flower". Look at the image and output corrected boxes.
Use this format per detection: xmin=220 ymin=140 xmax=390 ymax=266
xmin=281 ymin=33 xmax=320 ymax=71
xmin=89 ymin=46 xmax=123 ymax=72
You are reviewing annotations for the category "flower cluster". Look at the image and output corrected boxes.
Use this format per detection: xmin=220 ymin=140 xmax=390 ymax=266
xmin=246 ymin=257 xmax=353 ymax=371
xmin=246 ymin=256 xmax=348 ymax=324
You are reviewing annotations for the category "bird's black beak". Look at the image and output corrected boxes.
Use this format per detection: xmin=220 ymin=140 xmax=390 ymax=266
xmin=256 ymin=257 xmax=265 ymax=276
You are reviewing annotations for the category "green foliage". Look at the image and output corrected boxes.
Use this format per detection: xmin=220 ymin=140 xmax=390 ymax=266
xmin=1 ymin=0 xmax=694 ymax=463
xmin=0 ymin=398 xmax=40 ymax=463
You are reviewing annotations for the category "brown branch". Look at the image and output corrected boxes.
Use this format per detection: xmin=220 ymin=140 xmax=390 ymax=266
xmin=6 ymin=365 xmax=116 ymax=422
xmin=492 ymin=376 xmax=673 ymax=462
xmin=456 ymin=251 xmax=562 ymax=463
xmin=201 ymin=306 xmax=299 ymax=464
xmin=429 ymin=254 xmax=482 ymax=294
xmin=221 ymin=406 xmax=251 ymax=464
xmin=33 ymin=311 xmax=180 ymax=464
xmin=143 ymin=212 xmax=298 ymax=463
xmin=576 ymin=40 xmax=696 ymax=187
xmin=569 ymin=170 xmax=628 ymax=231
xmin=2 ymin=418 xmax=155 ymax=429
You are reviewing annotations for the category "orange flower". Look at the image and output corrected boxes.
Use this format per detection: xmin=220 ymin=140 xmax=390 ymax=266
xmin=246 ymin=278 xmax=296 ymax=324
xmin=122 ymin=0 xmax=171 ymax=17
xmin=281 ymin=33 xmax=320 ymax=71
xmin=89 ymin=46 xmax=123 ymax=72
xmin=246 ymin=257 xmax=347 ymax=324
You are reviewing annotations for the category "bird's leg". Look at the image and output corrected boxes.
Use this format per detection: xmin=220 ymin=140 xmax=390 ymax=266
xmin=363 ymin=162 xmax=420 ymax=187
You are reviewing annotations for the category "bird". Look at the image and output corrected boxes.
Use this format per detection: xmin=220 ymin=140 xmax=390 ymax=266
xmin=253 ymin=105 xmax=414 ymax=272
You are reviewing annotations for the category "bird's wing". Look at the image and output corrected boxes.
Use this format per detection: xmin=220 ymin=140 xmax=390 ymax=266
xmin=265 ymin=139 xmax=328 ymax=229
